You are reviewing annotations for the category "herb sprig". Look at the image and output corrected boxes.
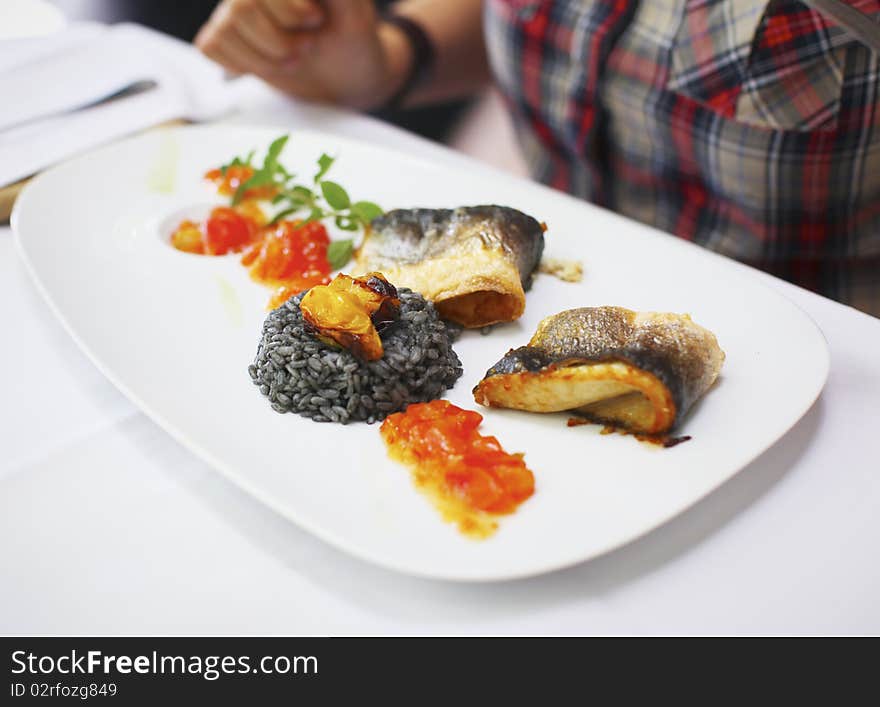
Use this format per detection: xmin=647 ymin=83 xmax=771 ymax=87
xmin=225 ymin=134 xmax=383 ymax=234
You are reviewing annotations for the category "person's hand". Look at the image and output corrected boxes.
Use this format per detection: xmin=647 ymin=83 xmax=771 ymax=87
xmin=195 ymin=0 xmax=411 ymax=109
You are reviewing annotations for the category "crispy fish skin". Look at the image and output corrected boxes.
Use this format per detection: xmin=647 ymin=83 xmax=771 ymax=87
xmin=473 ymin=307 xmax=724 ymax=434
xmin=354 ymin=206 xmax=544 ymax=328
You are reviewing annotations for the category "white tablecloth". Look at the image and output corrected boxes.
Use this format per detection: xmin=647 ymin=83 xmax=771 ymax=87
xmin=3 ymin=80 xmax=879 ymax=635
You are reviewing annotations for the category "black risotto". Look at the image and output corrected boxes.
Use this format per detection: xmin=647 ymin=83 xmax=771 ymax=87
xmin=248 ymin=288 xmax=463 ymax=423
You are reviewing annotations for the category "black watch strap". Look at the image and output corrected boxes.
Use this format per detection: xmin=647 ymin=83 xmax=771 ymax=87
xmin=381 ymin=14 xmax=436 ymax=110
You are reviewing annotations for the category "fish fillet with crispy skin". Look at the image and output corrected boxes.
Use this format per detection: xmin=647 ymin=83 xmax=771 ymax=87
xmin=354 ymin=206 xmax=544 ymax=328
xmin=473 ymin=307 xmax=724 ymax=435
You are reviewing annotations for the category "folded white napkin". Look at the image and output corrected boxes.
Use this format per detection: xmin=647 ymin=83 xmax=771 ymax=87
xmin=0 ymin=22 xmax=234 ymax=188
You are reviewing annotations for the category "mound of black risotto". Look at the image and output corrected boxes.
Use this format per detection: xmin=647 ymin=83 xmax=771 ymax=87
xmin=248 ymin=288 xmax=463 ymax=423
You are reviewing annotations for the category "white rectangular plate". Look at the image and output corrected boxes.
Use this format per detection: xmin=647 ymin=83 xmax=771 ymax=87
xmin=12 ymin=125 xmax=829 ymax=581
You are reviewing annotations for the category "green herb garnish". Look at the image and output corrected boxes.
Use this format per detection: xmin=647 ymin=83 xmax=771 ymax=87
xmin=219 ymin=149 xmax=255 ymax=177
xmin=320 ymin=180 xmax=350 ymax=210
xmin=327 ymin=239 xmax=354 ymax=270
xmin=314 ymin=153 xmax=334 ymax=183
xmin=226 ymin=136 xmax=383 ymax=252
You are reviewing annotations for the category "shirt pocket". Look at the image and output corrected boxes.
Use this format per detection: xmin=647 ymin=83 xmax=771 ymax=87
xmin=667 ymin=0 xmax=878 ymax=132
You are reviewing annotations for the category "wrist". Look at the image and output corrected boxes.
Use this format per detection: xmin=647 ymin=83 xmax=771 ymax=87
xmin=376 ymin=14 xmax=436 ymax=111
xmin=376 ymin=20 xmax=416 ymax=109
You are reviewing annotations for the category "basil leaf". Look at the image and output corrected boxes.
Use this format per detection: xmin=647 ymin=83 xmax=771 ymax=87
xmin=350 ymin=201 xmax=383 ymax=224
xmin=290 ymin=185 xmax=314 ymax=201
xmin=232 ymin=169 xmax=273 ymax=205
xmin=314 ymin=153 xmax=334 ymax=183
xmin=263 ymin=134 xmax=289 ymax=172
xmin=327 ymin=239 xmax=354 ymax=270
xmin=232 ymin=180 xmax=251 ymax=205
xmin=320 ymin=180 xmax=350 ymax=210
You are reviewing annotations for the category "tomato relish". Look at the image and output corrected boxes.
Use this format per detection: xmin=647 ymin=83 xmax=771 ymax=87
xmin=244 ymin=220 xmax=332 ymax=309
xmin=380 ymin=400 xmax=535 ymax=538
xmin=170 ymin=172 xmax=333 ymax=308
xmin=241 ymin=220 xmax=330 ymax=286
xmin=171 ymin=206 xmax=258 ymax=256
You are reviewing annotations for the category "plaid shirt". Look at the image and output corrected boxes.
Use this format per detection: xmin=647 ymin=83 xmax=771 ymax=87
xmin=485 ymin=0 xmax=880 ymax=317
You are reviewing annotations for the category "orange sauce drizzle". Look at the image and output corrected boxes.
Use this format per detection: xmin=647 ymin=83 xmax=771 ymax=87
xmin=381 ymin=400 xmax=535 ymax=538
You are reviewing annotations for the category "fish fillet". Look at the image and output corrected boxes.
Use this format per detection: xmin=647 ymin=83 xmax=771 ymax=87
xmin=354 ymin=206 xmax=544 ymax=328
xmin=473 ymin=307 xmax=724 ymax=434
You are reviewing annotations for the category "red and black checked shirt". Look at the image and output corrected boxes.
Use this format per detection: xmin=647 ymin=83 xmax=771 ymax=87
xmin=485 ymin=0 xmax=880 ymax=317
